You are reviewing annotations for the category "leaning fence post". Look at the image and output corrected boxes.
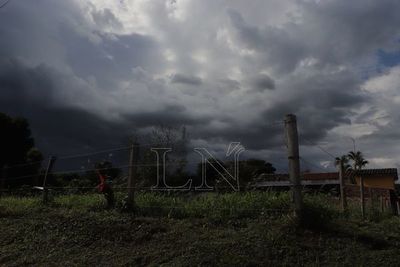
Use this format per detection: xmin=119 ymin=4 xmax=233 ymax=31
xmin=42 ymin=156 xmax=56 ymax=203
xmin=284 ymin=114 xmax=303 ymax=219
xmin=126 ymin=142 xmax=139 ymax=210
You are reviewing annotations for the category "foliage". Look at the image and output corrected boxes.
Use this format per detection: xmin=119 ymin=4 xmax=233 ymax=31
xmin=135 ymin=125 xmax=188 ymax=188
xmin=196 ymin=158 xmax=277 ymax=191
xmin=195 ymin=158 xmax=227 ymax=189
xmin=347 ymin=151 xmax=369 ymax=170
xmin=0 ymin=113 xmax=43 ymax=187
xmin=236 ymin=159 xmax=276 ymax=190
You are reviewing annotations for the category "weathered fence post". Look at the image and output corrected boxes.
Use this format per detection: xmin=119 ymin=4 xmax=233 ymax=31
xmin=284 ymin=114 xmax=303 ymax=219
xmin=360 ymin=175 xmax=365 ymax=218
xmin=42 ymin=156 xmax=56 ymax=203
xmin=369 ymin=188 xmax=374 ymax=213
xmin=126 ymin=142 xmax=139 ymax=210
xmin=396 ymin=201 xmax=400 ymax=216
xmin=338 ymin=160 xmax=347 ymax=211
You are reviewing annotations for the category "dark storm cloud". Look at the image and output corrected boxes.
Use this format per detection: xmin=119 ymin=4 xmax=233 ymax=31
xmin=187 ymin=70 xmax=365 ymax=151
xmin=0 ymin=59 xmax=130 ymax=155
xmin=122 ymin=104 xmax=210 ymax=128
xmin=61 ymin=31 xmax=164 ymax=88
xmin=0 ymin=59 xmax=56 ymax=106
xmin=0 ymin=58 xmax=207 ymax=156
xmin=1 ymin=0 xmax=400 ymax=171
xmin=0 ymin=0 xmax=169 ymax=155
xmin=0 ymin=0 xmax=165 ymax=89
xmin=249 ymin=74 xmax=275 ymax=91
xmin=228 ymin=0 xmax=400 ymax=74
xmin=227 ymin=9 xmax=308 ymax=74
xmin=298 ymin=0 xmax=400 ymax=64
xmin=91 ymin=8 xmax=123 ymax=30
xmin=0 ymin=58 xmax=207 ymax=160
xmin=218 ymin=79 xmax=241 ymax=90
xmin=191 ymin=120 xmax=285 ymax=150
xmin=170 ymin=73 xmax=203 ymax=86
xmin=263 ymin=71 xmax=364 ymax=142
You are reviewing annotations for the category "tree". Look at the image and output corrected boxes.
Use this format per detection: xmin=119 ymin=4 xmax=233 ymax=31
xmin=25 ymin=148 xmax=44 ymax=185
xmin=0 ymin=113 xmax=42 ymax=187
xmin=136 ymin=125 xmax=189 ymax=188
xmin=243 ymin=159 xmax=276 ymax=177
xmin=347 ymin=151 xmax=369 ymax=170
xmin=207 ymin=159 xmax=276 ymax=191
xmin=235 ymin=159 xmax=276 ymax=190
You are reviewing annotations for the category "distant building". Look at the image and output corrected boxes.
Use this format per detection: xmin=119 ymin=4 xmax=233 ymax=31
xmin=250 ymin=172 xmax=340 ymax=191
xmin=350 ymin=168 xmax=398 ymax=190
xmin=251 ymin=168 xmax=399 ymax=213
xmin=346 ymin=168 xmax=398 ymax=213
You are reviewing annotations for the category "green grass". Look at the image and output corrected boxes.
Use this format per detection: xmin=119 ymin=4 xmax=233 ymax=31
xmin=1 ymin=192 xmax=400 ymax=266
xmin=0 ymin=191 xmax=292 ymax=219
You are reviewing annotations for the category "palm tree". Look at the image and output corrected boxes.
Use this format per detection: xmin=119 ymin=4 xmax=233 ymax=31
xmin=347 ymin=151 xmax=369 ymax=170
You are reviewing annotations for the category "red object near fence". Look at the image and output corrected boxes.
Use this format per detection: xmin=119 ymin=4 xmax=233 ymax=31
xmin=97 ymin=172 xmax=108 ymax=193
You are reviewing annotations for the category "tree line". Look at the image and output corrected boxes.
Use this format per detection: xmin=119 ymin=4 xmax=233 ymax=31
xmin=0 ymin=113 xmax=277 ymax=192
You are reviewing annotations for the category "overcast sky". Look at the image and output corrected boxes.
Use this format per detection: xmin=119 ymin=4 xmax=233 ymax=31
xmin=1 ymin=0 xmax=400 ymax=171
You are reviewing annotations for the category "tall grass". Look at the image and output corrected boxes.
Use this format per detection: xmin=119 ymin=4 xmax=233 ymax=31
xmin=0 ymin=191 xmax=291 ymax=219
xmin=135 ymin=192 xmax=291 ymax=219
xmin=0 ymin=196 xmax=42 ymax=216
xmin=0 ymin=191 xmax=397 ymax=222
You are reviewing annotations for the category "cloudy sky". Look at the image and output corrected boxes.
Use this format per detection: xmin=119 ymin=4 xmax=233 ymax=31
xmin=1 ymin=0 xmax=400 ymax=171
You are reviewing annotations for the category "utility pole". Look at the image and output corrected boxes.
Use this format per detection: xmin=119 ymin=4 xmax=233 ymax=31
xmin=338 ymin=159 xmax=347 ymax=211
xmin=126 ymin=142 xmax=139 ymax=210
xmin=42 ymin=156 xmax=56 ymax=203
xmin=350 ymin=137 xmax=356 ymax=153
xmin=284 ymin=114 xmax=303 ymax=219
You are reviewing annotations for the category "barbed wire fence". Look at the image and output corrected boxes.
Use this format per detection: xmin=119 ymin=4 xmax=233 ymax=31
xmin=0 ymin=122 xmax=290 ymax=218
xmin=0 ymin=114 xmax=398 ymax=217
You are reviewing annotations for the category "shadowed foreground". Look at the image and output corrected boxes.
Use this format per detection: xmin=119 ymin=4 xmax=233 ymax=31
xmin=1 ymin=193 xmax=400 ymax=266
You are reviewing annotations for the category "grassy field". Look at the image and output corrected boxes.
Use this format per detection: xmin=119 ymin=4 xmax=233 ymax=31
xmin=1 ymin=192 xmax=400 ymax=266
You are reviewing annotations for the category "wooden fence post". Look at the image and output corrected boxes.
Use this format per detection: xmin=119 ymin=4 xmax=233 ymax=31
xmin=284 ymin=114 xmax=303 ymax=219
xmin=42 ymin=156 xmax=56 ymax=203
xmin=338 ymin=160 xmax=347 ymax=211
xmin=369 ymin=188 xmax=373 ymax=212
xmin=360 ymin=175 xmax=365 ymax=218
xmin=126 ymin=142 xmax=139 ymax=210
